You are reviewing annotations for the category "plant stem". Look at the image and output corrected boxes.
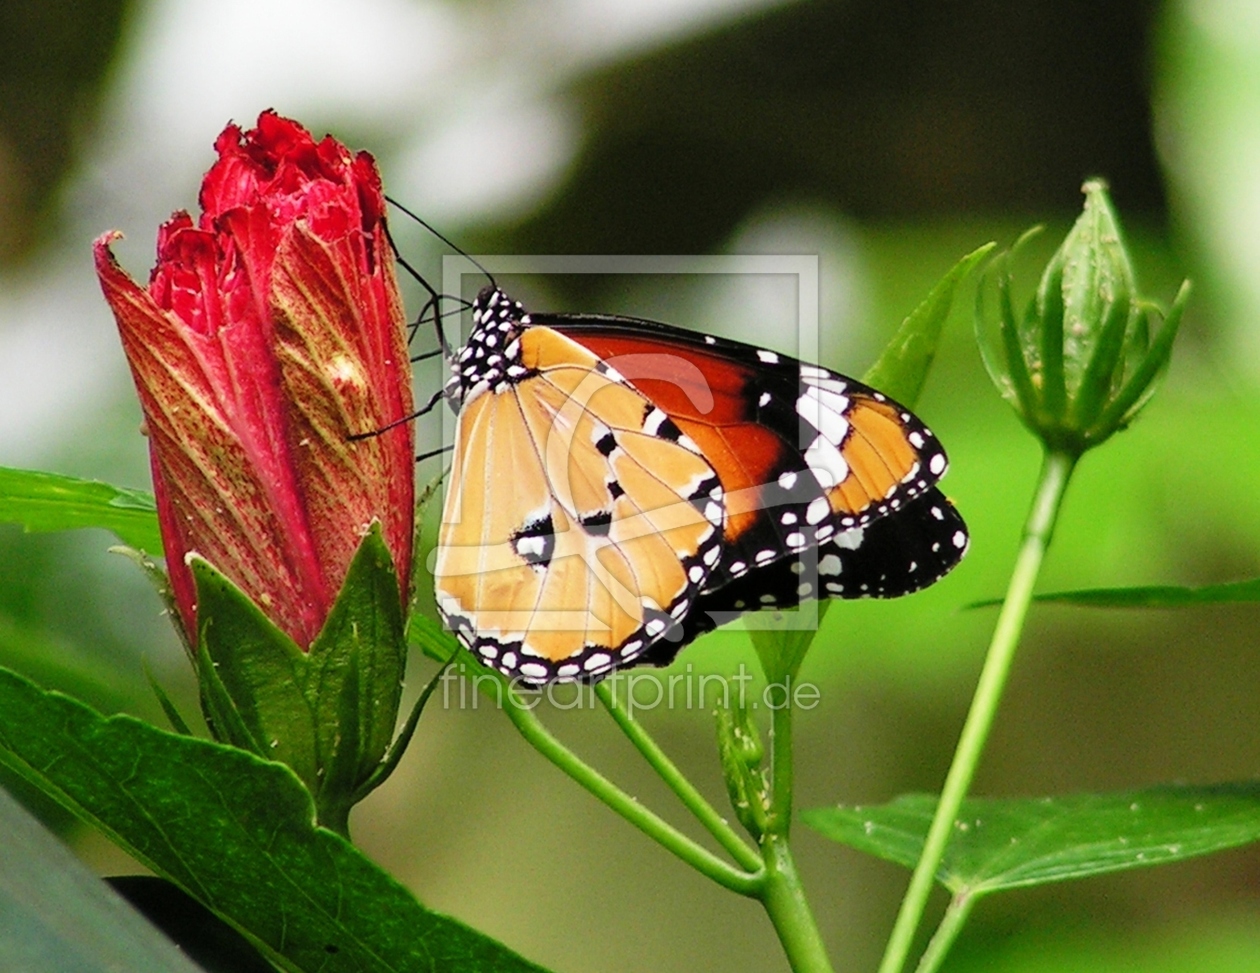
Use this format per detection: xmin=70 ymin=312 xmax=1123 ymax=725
xmin=756 ymin=674 xmax=834 ymax=973
xmin=595 ymin=682 xmax=763 ymax=873
xmin=760 ymin=834 xmax=835 ymax=973
xmin=491 ymin=669 xmax=763 ymax=896
xmin=877 ymin=448 xmax=1078 ymax=973
xmin=316 ymin=799 xmax=351 ymax=839
xmin=913 ymin=894 xmax=977 ymax=973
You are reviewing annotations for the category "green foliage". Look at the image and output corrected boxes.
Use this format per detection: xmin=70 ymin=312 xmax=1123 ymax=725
xmin=0 ymin=467 xmax=160 ymax=552
xmin=0 ymin=666 xmax=550 ymax=973
xmin=0 ymin=786 xmax=203 ymax=973
xmin=863 ymin=242 xmax=996 ymax=406
xmin=803 ymin=785 xmax=1260 ymax=896
xmin=1024 ymin=576 xmax=1260 ymax=608
xmin=193 ymin=526 xmax=407 ymax=831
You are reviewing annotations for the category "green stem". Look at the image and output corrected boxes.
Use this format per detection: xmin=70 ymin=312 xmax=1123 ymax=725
xmin=755 ymin=672 xmax=833 ymax=972
xmin=760 ymin=835 xmax=835 ymax=973
xmin=913 ymin=894 xmax=978 ymax=973
xmin=488 ymin=666 xmax=762 ymax=896
xmin=595 ymin=682 xmax=763 ymax=873
xmin=316 ymin=798 xmax=351 ymax=839
xmin=877 ymin=448 xmax=1078 ymax=973
xmin=768 ymin=675 xmax=795 ymax=833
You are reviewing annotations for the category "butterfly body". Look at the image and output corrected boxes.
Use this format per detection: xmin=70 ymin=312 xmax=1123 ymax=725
xmin=434 ymin=285 xmax=967 ymax=683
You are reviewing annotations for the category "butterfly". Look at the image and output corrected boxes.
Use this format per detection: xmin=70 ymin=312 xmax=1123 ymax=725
xmin=431 ymin=285 xmax=967 ymax=684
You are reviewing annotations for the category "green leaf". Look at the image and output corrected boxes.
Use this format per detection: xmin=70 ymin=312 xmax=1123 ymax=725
xmin=1030 ymin=576 xmax=1260 ymax=608
xmin=0 ymin=666 xmax=550 ymax=973
xmin=0 ymin=784 xmax=205 ymax=973
xmin=862 ymin=242 xmax=995 ymax=407
xmin=802 ymin=784 xmax=1260 ymax=896
xmin=968 ymin=575 xmax=1260 ymax=610
xmin=0 ymin=466 xmax=161 ymax=552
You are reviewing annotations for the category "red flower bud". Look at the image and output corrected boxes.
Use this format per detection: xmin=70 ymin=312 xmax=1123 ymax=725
xmin=95 ymin=111 xmax=414 ymax=650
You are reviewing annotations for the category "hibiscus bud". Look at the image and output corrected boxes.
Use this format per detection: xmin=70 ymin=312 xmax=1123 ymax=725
xmin=976 ymin=180 xmax=1190 ymax=456
xmin=94 ymin=110 xmax=414 ymax=649
xmin=95 ymin=112 xmax=415 ymax=830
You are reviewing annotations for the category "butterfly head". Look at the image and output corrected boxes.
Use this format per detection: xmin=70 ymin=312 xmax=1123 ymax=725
xmin=445 ymin=286 xmax=533 ymax=409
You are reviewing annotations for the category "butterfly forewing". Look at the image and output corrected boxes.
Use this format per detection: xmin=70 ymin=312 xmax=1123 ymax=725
xmin=435 ymin=322 xmax=723 ymax=682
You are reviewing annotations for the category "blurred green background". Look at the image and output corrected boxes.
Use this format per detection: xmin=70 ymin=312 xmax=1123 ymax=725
xmin=1 ymin=0 xmax=1259 ymax=970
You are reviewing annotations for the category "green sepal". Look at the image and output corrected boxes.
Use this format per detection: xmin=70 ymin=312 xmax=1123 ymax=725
xmin=1037 ymin=259 xmax=1068 ymax=422
xmin=304 ymin=523 xmax=407 ymax=828
xmin=408 ymin=470 xmax=446 ymax=620
xmin=715 ymin=700 xmax=769 ymax=840
xmin=141 ymin=660 xmax=192 ymax=736
xmin=110 ymin=545 xmax=193 ymax=663
xmin=191 ymin=524 xmax=407 ymax=832
xmin=1095 ymin=280 xmax=1191 ymax=435
xmin=976 ymin=229 xmax=1042 ymax=422
xmin=191 ymin=556 xmax=312 ymax=772
xmin=409 ymin=608 xmax=460 ymax=664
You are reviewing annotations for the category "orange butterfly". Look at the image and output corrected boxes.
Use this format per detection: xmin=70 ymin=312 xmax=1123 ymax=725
xmin=433 ymin=286 xmax=966 ymax=683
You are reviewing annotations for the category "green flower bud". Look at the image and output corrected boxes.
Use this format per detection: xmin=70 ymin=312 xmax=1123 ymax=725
xmin=715 ymin=700 xmax=770 ymax=840
xmin=977 ymin=180 xmax=1190 ymax=455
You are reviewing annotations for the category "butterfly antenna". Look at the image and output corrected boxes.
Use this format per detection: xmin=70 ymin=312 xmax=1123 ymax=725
xmin=385 ymin=195 xmax=497 ymax=288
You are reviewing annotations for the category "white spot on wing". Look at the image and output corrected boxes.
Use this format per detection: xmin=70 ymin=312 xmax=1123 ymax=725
xmin=797 ymin=387 xmax=849 ymax=444
xmin=805 ymin=436 xmax=850 ymax=488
